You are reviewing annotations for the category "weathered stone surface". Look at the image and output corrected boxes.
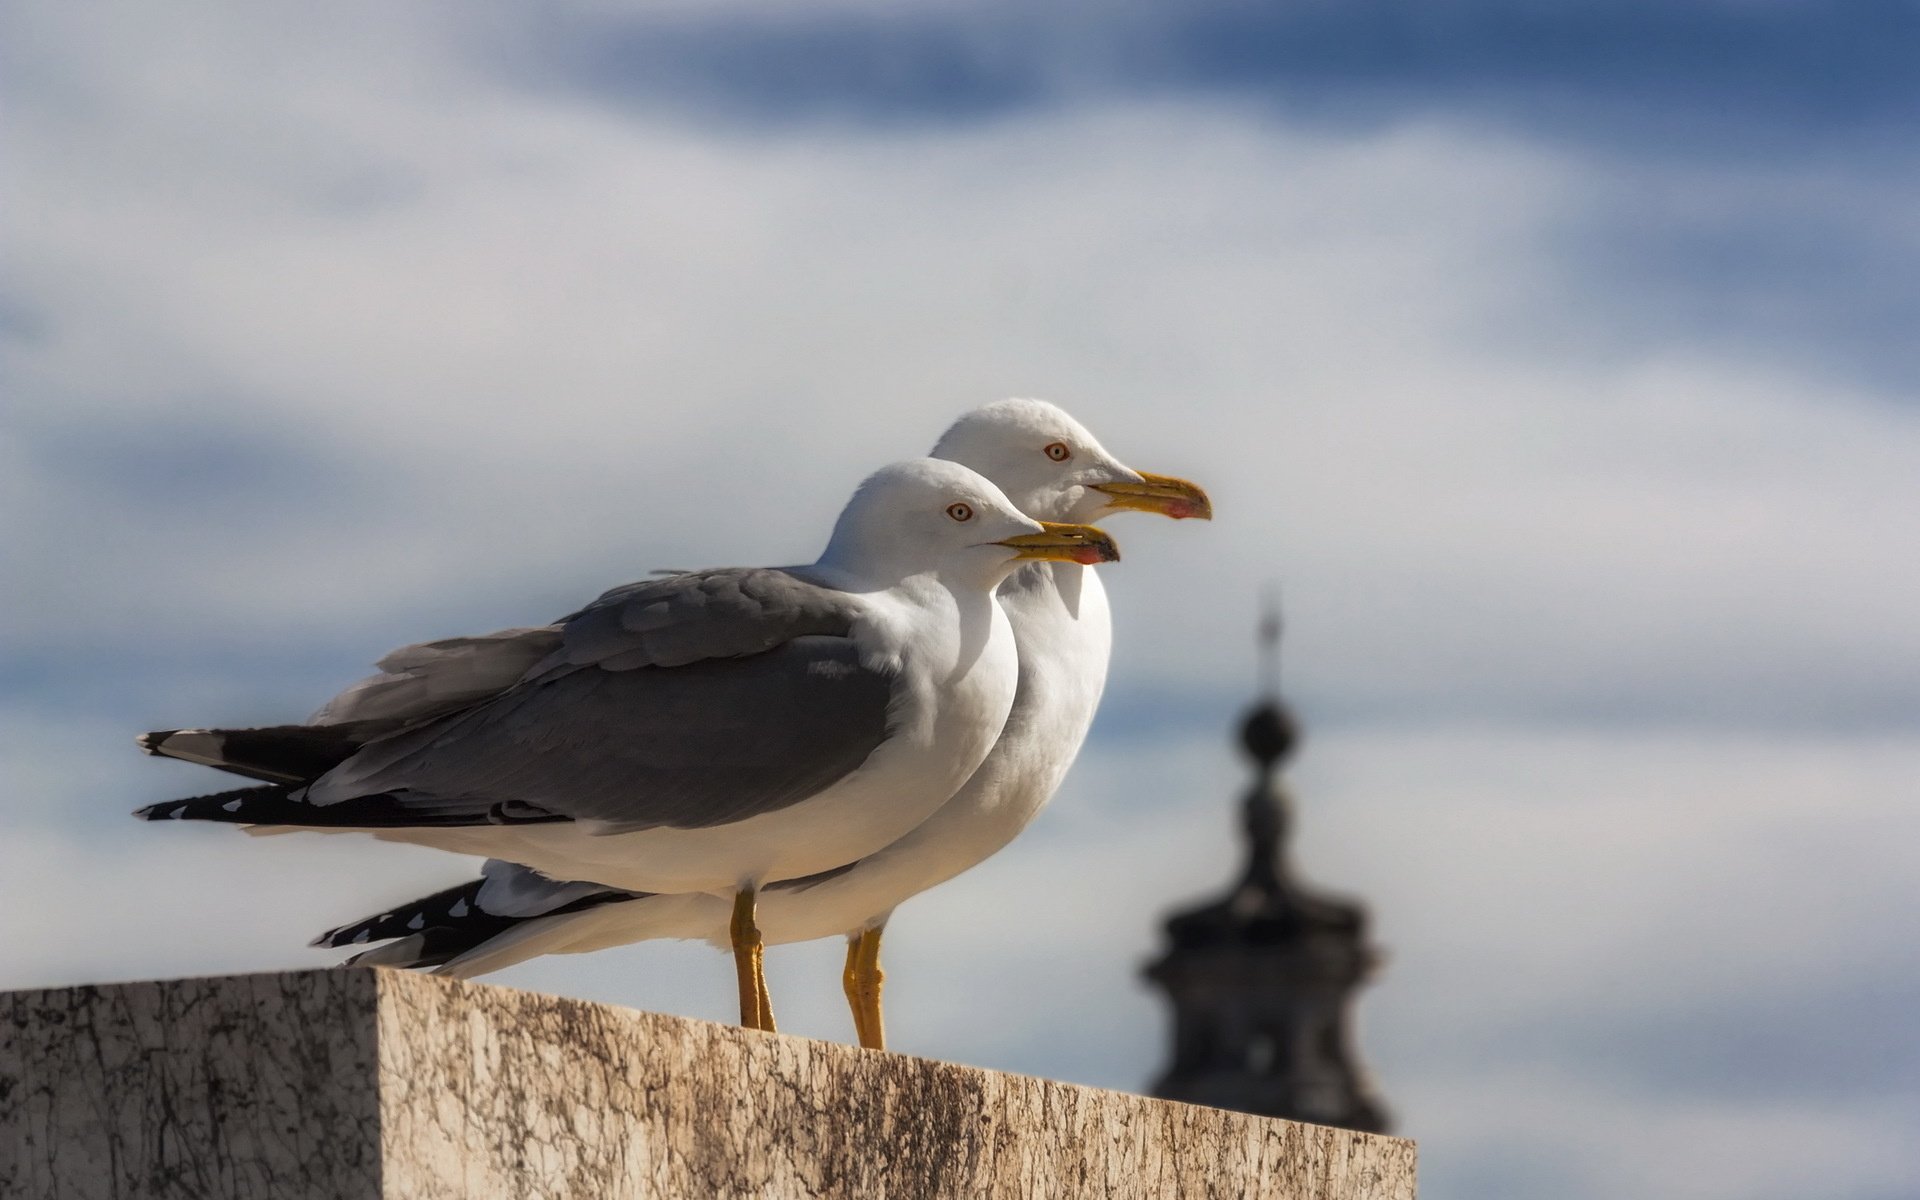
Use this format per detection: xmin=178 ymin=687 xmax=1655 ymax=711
xmin=3 ymin=970 xmax=1416 ymax=1199
xmin=2 ymin=972 xmax=382 ymax=1199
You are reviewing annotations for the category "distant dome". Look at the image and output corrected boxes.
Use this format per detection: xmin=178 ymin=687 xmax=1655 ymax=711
xmin=1240 ymin=701 xmax=1299 ymax=764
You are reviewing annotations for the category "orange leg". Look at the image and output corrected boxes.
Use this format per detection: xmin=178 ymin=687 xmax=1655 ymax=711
xmin=730 ymin=889 xmax=776 ymax=1032
xmin=841 ymin=925 xmax=887 ymax=1050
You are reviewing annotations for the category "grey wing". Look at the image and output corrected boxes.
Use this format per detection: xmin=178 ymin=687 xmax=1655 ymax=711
xmin=304 ymin=566 xmax=807 ymax=727
xmin=312 ymin=569 xmax=897 ymax=832
xmin=310 ymin=626 xmax=564 ymax=726
xmin=559 ymin=567 xmax=857 ymax=669
xmin=323 ymin=636 xmax=895 ymax=831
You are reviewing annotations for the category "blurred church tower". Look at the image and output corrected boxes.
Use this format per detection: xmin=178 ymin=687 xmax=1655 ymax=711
xmin=1142 ymin=605 xmax=1391 ymax=1132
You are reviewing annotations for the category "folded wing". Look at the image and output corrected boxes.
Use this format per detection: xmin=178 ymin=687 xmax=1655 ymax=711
xmin=143 ymin=569 xmax=899 ymax=835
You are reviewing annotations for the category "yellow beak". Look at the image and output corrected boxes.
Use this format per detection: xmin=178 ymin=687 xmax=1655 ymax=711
xmin=1090 ymin=472 xmax=1213 ymax=520
xmin=996 ymin=521 xmax=1122 ymax=565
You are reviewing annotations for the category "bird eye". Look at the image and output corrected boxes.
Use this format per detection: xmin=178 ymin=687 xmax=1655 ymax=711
xmin=946 ymin=502 xmax=975 ymax=522
xmin=1044 ymin=441 xmax=1072 ymax=462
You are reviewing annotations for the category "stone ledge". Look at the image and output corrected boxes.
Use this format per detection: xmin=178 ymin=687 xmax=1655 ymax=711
xmin=2 ymin=970 xmax=1416 ymax=1199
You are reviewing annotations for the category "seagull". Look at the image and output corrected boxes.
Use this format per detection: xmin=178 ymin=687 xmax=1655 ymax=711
xmin=317 ymin=400 xmax=1210 ymax=1047
xmin=135 ymin=456 xmax=1121 ymax=1031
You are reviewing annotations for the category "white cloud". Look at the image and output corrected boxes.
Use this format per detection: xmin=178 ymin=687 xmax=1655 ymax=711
xmin=4 ymin=7 xmax=1918 ymax=1199
xmin=10 ymin=70 xmax=1917 ymax=720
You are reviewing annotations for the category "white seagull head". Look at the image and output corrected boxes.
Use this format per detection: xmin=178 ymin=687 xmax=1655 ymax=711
xmin=818 ymin=457 xmax=1120 ymax=589
xmin=932 ymin=398 xmax=1213 ymax=526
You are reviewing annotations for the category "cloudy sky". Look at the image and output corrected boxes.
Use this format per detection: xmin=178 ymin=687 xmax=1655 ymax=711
xmin=4 ymin=3 xmax=1917 ymax=1196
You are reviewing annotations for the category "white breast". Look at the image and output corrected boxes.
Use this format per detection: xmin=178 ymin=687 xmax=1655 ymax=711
xmin=743 ymin=561 xmax=1110 ymax=943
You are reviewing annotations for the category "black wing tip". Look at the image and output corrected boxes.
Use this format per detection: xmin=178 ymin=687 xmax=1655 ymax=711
xmin=133 ymin=724 xmax=372 ymax=785
xmin=313 ymin=879 xmax=487 ymax=949
xmin=313 ymin=882 xmax=641 ymax=966
xmin=133 ymin=784 xmax=554 ymax=831
xmin=313 ymin=922 xmax=382 ymax=949
xmin=132 ymin=785 xmax=287 ymax=824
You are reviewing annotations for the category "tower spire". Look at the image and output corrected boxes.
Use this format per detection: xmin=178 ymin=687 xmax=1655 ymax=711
xmin=1143 ymin=598 xmax=1391 ymax=1133
xmin=1238 ymin=600 xmax=1297 ymax=892
xmin=1257 ymin=586 xmax=1282 ymax=700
